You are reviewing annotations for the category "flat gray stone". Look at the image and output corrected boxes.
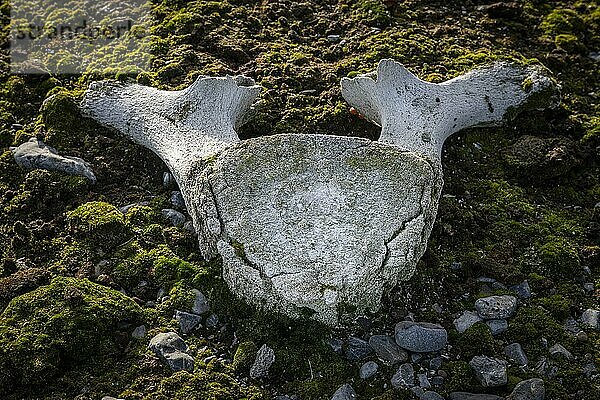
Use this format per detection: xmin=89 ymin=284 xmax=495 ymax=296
xmin=250 ymin=344 xmax=275 ymax=379
xmin=454 ymin=311 xmax=483 ymax=333
xmin=391 ymin=363 xmax=415 ymax=388
xmin=475 ymin=295 xmax=517 ymax=319
xmin=469 ymin=356 xmax=507 ymax=387
xmin=504 ymin=343 xmax=528 ymax=366
xmin=148 ymin=332 xmax=194 ymax=372
xmin=10 ymin=137 xmax=96 ymax=182
xmin=507 ymin=378 xmax=545 ymax=400
xmin=368 ymin=334 xmax=408 ymax=365
xmin=486 ymin=319 xmax=508 ymax=335
xmin=174 ymin=310 xmax=201 ymax=334
xmin=359 ymin=361 xmax=378 ymax=379
xmin=581 ymin=309 xmax=600 ymax=330
xmin=331 ymin=383 xmax=356 ymax=400
xmin=395 ymin=321 xmax=448 ymax=353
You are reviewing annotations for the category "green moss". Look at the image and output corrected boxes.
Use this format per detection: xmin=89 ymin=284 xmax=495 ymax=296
xmin=444 ymin=361 xmax=478 ymax=393
xmin=125 ymin=205 xmax=163 ymax=228
xmin=0 ymin=277 xmax=143 ymax=393
xmin=67 ymin=201 xmax=132 ymax=249
xmin=353 ymin=0 xmax=391 ymax=28
xmin=540 ymin=8 xmax=585 ymax=36
xmin=533 ymin=294 xmax=572 ymax=320
xmin=3 ymin=169 xmax=88 ymax=216
xmin=554 ymin=33 xmax=586 ymax=53
xmin=157 ymin=281 xmax=197 ymax=316
xmin=39 ymin=90 xmax=83 ymax=148
xmin=232 ymin=341 xmax=258 ymax=373
xmin=152 ymin=255 xmax=203 ymax=290
xmin=455 ymin=322 xmax=500 ymax=359
xmin=125 ymin=369 xmax=266 ymax=400
xmin=536 ymin=236 xmax=580 ymax=280
xmin=506 ymin=306 xmax=567 ymax=358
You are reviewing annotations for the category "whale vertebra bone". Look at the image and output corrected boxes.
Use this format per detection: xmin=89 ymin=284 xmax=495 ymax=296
xmin=81 ymin=60 xmax=557 ymax=326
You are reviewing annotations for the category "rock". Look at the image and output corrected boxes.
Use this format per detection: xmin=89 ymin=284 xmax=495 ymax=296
xmin=581 ymin=309 xmax=600 ymax=330
xmin=205 ymin=313 xmax=219 ymax=328
xmin=327 ymin=34 xmax=341 ymax=42
xmin=411 ymin=353 xmax=423 ymax=363
xmin=486 ymin=319 xmax=508 ymax=335
xmin=170 ymin=191 xmax=186 ymax=210
xmin=418 ymin=373 xmax=431 ymax=388
xmin=419 ymin=392 xmax=445 ymax=400
xmin=477 ymin=2 xmax=522 ymax=19
xmin=475 ymin=295 xmax=517 ymax=319
xmin=250 ymin=344 xmax=275 ymax=379
xmin=430 ymin=376 xmax=444 ymax=386
xmin=346 ymin=336 xmax=373 ymax=362
xmin=454 ymin=311 xmax=483 ymax=333
xmin=131 ymin=324 xmax=147 ymax=339
xmin=359 ymin=361 xmax=378 ymax=379
xmin=163 ymin=172 xmax=174 ymax=187
xmin=549 ymin=343 xmax=573 ymax=360
xmin=449 ymin=393 xmax=503 ymax=400
xmin=583 ymin=361 xmax=598 ymax=378
xmin=148 ymin=332 xmax=194 ymax=372
xmin=10 ymin=137 xmax=96 ymax=182
xmin=507 ymin=378 xmax=545 ymax=400
xmin=469 ymin=356 xmax=508 ymax=387
xmin=510 ymin=280 xmax=531 ymax=299
xmin=391 ymin=363 xmax=415 ymax=388
xmin=119 ymin=201 xmax=150 ymax=214
xmin=328 ymin=338 xmax=344 ymax=354
xmin=331 ymin=383 xmax=356 ymax=400
xmin=192 ymin=289 xmax=210 ymax=315
xmin=183 ymin=220 xmax=196 ymax=235
xmin=395 ymin=321 xmax=448 ymax=353
xmin=161 ymin=208 xmax=186 ymax=227
xmin=564 ymin=317 xmax=583 ymax=336
xmin=83 ymin=60 xmax=556 ymax=326
xmin=504 ymin=343 xmax=528 ymax=366
xmin=101 ymin=397 xmax=124 ymax=400
xmin=368 ymin=334 xmax=408 ymax=365
xmin=429 ymin=356 xmax=442 ymax=370
xmin=175 ymin=310 xmax=202 ymax=334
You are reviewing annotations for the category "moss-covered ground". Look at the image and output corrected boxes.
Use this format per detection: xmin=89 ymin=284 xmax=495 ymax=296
xmin=0 ymin=0 xmax=598 ymax=398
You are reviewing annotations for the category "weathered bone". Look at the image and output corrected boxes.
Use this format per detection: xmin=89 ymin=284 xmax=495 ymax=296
xmin=80 ymin=60 xmax=557 ymax=326
xmin=82 ymin=76 xmax=261 ymax=182
xmin=341 ymin=59 xmax=557 ymax=160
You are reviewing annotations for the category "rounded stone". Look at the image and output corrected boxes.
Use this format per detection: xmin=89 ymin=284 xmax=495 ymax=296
xmin=395 ymin=321 xmax=448 ymax=353
xmin=475 ymin=295 xmax=518 ymax=319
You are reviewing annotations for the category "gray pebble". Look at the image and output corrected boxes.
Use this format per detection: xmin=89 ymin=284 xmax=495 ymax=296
xmin=359 ymin=361 xmax=378 ymax=379
xmin=250 ymin=344 xmax=275 ymax=379
xmin=331 ymin=383 xmax=356 ymax=400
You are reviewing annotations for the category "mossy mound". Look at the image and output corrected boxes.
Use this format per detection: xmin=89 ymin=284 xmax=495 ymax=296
xmin=0 ymin=276 xmax=144 ymax=393
xmin=67 ymin=201 xmax=132 ymax=249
